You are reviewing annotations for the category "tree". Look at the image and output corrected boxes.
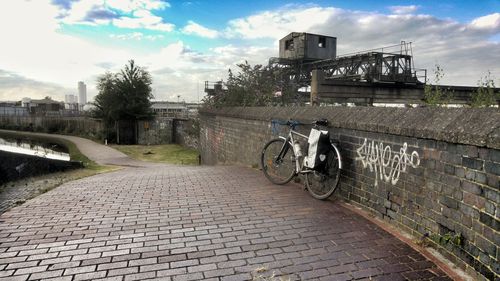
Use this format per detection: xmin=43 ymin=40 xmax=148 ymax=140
xmin=203 ymin=61 xmax=295 ymax=107
xmin=92 ymin=60 xmax=154 ymax=139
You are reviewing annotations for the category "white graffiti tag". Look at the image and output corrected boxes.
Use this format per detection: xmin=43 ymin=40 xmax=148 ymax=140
xmin=355 ymin=138 xmax=420 ymax=186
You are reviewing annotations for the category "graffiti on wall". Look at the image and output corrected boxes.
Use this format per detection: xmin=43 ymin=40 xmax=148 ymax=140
xmin=205 ymin=127 xmax=225 ymax=151
xmin=355 ymin=138 xmax=420 ymax=186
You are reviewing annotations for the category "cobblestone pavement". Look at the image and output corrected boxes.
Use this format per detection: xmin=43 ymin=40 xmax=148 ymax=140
xmin=0 ymin=163 xmax=452 ymax=281
xmin=0 ymin=131 xmax=156 ymax=214
xmin=0 ymin=176 xmax=65 ymax=214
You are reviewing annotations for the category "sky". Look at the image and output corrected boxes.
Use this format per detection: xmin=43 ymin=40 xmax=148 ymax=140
xmin=0 ymin=0 xmax=499 ymax=103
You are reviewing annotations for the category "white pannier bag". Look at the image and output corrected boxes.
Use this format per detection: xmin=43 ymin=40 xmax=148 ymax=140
xmin=304 ymin=128 xmax=330 ymax=170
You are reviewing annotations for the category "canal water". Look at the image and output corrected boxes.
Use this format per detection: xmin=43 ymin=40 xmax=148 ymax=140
xmin=0 ymin=137 xmax=70 ymax=161
xmin=0 ymin=136 xmax=79 ymax=184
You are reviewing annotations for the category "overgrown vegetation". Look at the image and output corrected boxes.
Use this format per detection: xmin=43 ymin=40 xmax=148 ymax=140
xmin=203 ymin=61 xmax=296 ymax=107
xmin=92 ymin=60 xmax=154 ymax=142
xmin=111 ymin=144 xmax=199 ymax=165
xmin=471 ymin=71 xmax=499 ymax=107
xmin=424 ymin=64 xmax=452 ymax=106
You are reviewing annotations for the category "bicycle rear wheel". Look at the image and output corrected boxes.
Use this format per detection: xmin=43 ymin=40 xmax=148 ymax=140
xmin=261 ymin=138 xmax=296 ymax=185
xmin=305 ymin=144 xmax=341 ymax=200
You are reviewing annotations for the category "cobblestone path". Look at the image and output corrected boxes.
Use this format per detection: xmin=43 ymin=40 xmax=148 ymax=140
xmin=0 ymin=163 xmax=452 ymax=280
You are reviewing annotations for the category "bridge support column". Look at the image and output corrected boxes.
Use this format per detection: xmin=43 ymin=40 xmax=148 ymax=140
xmin=311 ymin=69 xmax=324 ymax=106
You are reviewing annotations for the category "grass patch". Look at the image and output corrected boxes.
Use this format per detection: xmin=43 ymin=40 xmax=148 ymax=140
xmin=111 ymin=144 xmax=199 ymax=165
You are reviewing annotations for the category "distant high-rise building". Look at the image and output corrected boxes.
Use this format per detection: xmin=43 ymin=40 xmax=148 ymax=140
xmin=65 ymin=94 xmax=77 ymax=104
xmin=78 ymin=81 xmax=87 ymax=106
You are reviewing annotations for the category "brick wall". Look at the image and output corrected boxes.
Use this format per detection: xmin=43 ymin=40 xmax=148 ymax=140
xmin=173 ymin=119 xmax=199 ymax=150
xmin=137 ymin=117 xmax=173 ymax=145
xmin=0 ymin=115 xmax=103 ymax=138
xmin=199 ymin=107 xmax=499 ymax=280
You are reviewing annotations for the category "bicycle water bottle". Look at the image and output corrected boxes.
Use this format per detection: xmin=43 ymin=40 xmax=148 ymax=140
xmin=294 ymin=141 xmax=302 ymax=157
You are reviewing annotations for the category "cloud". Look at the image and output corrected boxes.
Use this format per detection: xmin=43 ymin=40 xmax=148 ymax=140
xmin=182 ymin=21 xmax=219 ymax=38
xmin=225 ymin=7 xmax=340 ymax=39
xmin=0 ymin=70 xmax=72 ymax=101
xmin=51 ymin=0 xmax=78 ymax=10
xmin=388 ymin=5 xmax=420 ymax=15
xmin=113 ymin=10 xmax=174 ymax=32
xmin=224 ymin=6 xmax=500 ymax=87
xmin=84 ymin=7 xmax=119 ymax=22
xmin=469 ymin=13 xmax=500 ymax=30
xmin=1 ymin=2 xmax=499 ymax=103
xmin=0 ymin=0 xmax=132 ymax=99
xmin=59 ymin=0 xmax=174 ymax=31
xmin=109 ymin=32 xmax=165 ymax=40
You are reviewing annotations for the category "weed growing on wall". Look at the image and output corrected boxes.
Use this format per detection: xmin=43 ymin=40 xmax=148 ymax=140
xmin=424 ymin=64 xmax=452 ymax=106
xmin=471 ymin=71 xmax=499 ymax=107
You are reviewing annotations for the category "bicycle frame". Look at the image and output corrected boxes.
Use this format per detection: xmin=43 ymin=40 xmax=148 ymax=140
xmin=277 ymin=127 xmax=342 ymax=174
xmin=278 ymin=129 xmax=309 ymax=174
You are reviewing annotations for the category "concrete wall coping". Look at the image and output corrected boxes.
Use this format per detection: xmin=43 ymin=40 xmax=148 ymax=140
xmin=199 ymin=107 xmax=500 ymax=149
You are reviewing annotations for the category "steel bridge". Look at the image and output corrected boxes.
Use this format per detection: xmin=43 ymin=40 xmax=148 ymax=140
xmin=269 ymin=41 xmax=426 ymax=88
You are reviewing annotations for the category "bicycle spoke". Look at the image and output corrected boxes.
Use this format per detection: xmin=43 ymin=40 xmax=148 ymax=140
xmin=261 ymin=138 xmax=296 ymax=185
xmin=305 ymin=147 xmax=341 ymax=200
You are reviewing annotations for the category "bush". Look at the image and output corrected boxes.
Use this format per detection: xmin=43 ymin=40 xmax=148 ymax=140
xmin=471 ymin=71 xmax=498 ymax=107
xmin=424 ymin=64 xmax=452 ymax=106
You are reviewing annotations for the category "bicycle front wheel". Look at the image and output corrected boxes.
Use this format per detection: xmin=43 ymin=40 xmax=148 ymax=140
xmin=261 ymin=138 xmax=296 ymax=185
xmin=305 ymin=144 xmax=341 ymax=200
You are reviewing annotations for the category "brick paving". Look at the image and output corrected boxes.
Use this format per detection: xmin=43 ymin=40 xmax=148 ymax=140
xmin=0 ymin=162 xmax=453 ymax=281
xmin=0 ymin=174 xmax=74 ymax=214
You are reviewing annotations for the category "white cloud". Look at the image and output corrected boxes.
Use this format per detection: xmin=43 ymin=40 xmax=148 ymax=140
xmin=225 ymin=7 xmax=340 ymax=39
xmin=106 ymin=0 xmax=169 ymax=13
xmin=113 ymin=10 xmax=175 ymax=32
xmin=0 ymin=70 xmax=72 ymax=101
xmin=60 ymin=0 xmax=174 ymax=31
xmin=0 ymin=0 xmax=131 ymax=100
xmin=469 ymin=13 xmax=500 ymax=30
xmin=1 ymin=2 xmax=499 ymax=103
xmin=388 ymin=5 xmax=420 ymax=15
xmin=224 ymin=6 xmax=500 ymax=87
xmin=109 ymin=32 xmax=164 ymax=40
xmin=182 ymin=21 xmax=219 ymax=38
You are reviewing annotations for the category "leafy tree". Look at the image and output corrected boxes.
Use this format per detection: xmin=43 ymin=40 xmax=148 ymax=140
xmin=471 ymin=71 xmax=499 ymax=107
xmin=92 ymin=60 xmax=154 ymax=137
xmin=424 ymin=64 xmax=452 ymax=106
xmin=203 ymin=61 xmax=295 ymax=107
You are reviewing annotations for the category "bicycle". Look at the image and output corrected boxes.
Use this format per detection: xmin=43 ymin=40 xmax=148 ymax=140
xmin=260 ymin=119 xmax=342 ymax=200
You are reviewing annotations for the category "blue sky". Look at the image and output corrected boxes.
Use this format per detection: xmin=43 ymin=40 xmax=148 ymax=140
xmin=0 ymin=0 xmax=499 ymax=102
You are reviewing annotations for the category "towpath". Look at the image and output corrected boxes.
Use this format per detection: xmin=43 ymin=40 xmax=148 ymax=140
xmin=0 ymin=133 xmax=454 ymax=280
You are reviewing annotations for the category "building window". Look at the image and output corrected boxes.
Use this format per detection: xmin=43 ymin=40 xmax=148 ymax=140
xmin=285 ymin=39 xmax=294 ymax=51
xmin=318 ymin=36 xmax=326 ymax=48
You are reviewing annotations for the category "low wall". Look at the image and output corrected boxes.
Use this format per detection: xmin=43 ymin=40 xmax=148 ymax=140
xmin=136 ymin=118 xmax=199 ymax=148
xmin=199 ymin=107 xmax=499 ymax=280
xmin=0 ymin=116 xmax=103 ymax=138
xmin=173 ymin=119 xmax=199 ymax=150
xmin=137 ymin=118 xmax=173 ymax=145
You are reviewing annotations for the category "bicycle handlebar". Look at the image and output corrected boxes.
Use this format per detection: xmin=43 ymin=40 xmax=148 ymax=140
xmin=271 ymin=119 xmax=329 ymax=128
xmin=271 ymin=119 xmax=303 ymax=128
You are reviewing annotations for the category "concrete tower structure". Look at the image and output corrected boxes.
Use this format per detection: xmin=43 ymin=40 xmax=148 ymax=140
xmin=78 ymin=81 xmax=87 ymax=109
